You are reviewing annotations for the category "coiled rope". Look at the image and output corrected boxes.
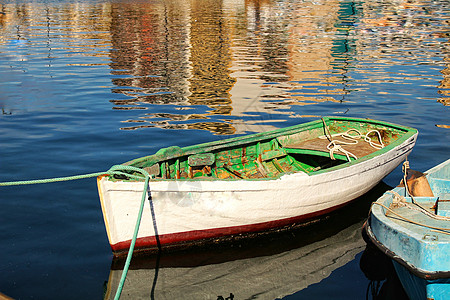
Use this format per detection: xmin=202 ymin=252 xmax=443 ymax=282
xmin=320 ymin=118 xmax=385 ymax=162
xmin=0 ymin=165 xmax=149 ymax=300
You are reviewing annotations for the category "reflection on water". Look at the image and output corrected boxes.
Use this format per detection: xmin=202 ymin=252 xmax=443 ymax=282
xmin=103 ymin=182 xmax=388 ymax=300
xmin=0 ymin=1 xmax=449 ymax=299
xmin=105 ymin=221 xmax=364 ymax=299
xmin=1 ymin=0 xmax=448 ymax=135
xmin=360 ymin=235 xmax=409 ymax=300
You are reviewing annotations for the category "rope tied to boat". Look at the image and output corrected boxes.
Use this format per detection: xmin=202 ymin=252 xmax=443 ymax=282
xmin=371 ymin=201 xmax=450 ymax=235
xmin=320 ymin=118 xmax=385 ymax=162
xmin=327 ymin=141 xmax=358 ymax=161
xmin=389 ymin=190 xmax=450 ymax=221
xmin=0 ymin=164 xmax=148 ymax=186
xmin=0 ymin=165 xmax=150 ymax=300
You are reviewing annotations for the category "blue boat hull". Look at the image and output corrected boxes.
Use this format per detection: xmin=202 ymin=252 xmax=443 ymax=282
xmin=393 ymin=261 xmax=450 ymax=300
xmin=365 ymin=159 xmax=450 ymax=300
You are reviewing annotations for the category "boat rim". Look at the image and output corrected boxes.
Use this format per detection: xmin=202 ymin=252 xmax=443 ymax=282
xmin=114 ymin=117 xmax=418 ymax=182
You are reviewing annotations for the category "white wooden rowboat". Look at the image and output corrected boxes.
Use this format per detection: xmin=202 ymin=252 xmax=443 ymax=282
xmin=97 ymin=117 xmax=418 ymax=255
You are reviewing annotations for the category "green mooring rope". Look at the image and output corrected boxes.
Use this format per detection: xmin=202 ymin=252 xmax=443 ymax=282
xmin=0 ymin=171 xmax=107 ymax=186
xmin=0 ymin=164 xmax=148 ymax=186
xmin=0 ymin=164 xmax=150 ymax=300
xmin=111 ymin=165 xmax=149 ymax=300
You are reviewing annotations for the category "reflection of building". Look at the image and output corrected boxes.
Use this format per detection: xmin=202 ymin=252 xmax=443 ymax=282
xmin=0 ymin=0 xmax=359 ymax=135
xmin=109 ymin=1 xmax=192 ymax=106
xmin=438 ymin=41 xmax=450 ymax=106
xmin=2 ymin=1 xmax=448 ymax=134
xmin=188 ymin=0 xmax=235 ymax=115
xmin=108 ymin=0 xmax=450 ymax=133
xmin=286 ymin=0 xmax=357 ymax=103
xmin=107 ymin=0 xmax=361 ymax=134
xmin=287 ymin=1 xmax=338 ymax=82
xmin=224 ymin=0 xmax=291 ymax=133
xmin=108 ymin=0 xmax=238 ymax=133
xmin=108 ymin=0 xmax=238 ymax=113
xmin=356 ymin=0 xmax=450 ymax=108
xmin=222 ymin=0 xmax=301 ymax=133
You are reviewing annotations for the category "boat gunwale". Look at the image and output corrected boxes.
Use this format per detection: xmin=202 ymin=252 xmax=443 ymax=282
xmin=116 ymin=117 xmax=418 ymax=182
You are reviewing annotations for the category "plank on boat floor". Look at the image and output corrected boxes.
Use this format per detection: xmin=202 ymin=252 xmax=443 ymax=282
xmin=284 ymin=137 xmax=379 ymax=158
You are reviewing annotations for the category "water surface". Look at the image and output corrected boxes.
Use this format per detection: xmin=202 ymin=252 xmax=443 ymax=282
xmin=0 ymin=0 xmax=449 ymax=299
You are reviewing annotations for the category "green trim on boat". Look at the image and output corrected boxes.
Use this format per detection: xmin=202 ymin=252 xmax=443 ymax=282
xmin=115 ymin=117 xmax=417 ymax=182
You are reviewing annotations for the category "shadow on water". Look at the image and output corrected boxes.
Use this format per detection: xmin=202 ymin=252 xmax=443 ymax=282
xmin=103 ymin=181 xmax=393 ymax=299
xmin=360 ymin=232 xmax=409 ymax=300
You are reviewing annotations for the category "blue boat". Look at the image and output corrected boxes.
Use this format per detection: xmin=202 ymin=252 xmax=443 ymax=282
xmin=364 ymin=159 xmax=450 ymax=300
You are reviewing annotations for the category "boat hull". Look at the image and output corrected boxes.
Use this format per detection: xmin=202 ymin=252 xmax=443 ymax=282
xmin=392 ymin=261 xmax=450 ymax=300
xmin=98 ymin=124 xmax=417 ymax=255
xmin=364 ymin=159 xmax=450 ymax=300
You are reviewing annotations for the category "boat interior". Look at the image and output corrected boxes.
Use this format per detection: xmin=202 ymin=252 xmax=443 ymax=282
xmin=123 ymin=120 xmax=406 ymax=181
xmin=395 ymin=165 xmax=450 ymax=218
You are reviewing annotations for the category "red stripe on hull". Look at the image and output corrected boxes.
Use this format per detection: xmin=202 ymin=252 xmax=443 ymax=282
xmin=111 ymin=200 xmax=352 ymax=254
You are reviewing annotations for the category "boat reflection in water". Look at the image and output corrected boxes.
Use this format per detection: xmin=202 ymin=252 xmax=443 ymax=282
xmin=103 ymin=183 xmax=390 ymax=299
xmin=360 ymin=235 xmax=409 ymax=300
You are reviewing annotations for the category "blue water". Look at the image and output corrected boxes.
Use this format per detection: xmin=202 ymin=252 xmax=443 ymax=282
xmin=0 ymin=0 xmax=449 ymax=299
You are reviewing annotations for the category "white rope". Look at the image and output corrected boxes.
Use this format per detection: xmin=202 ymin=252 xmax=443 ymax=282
xmin=327 ymin=141 xmax=358 ymax=161
xmin=364 ymin=130 xmax=385 ymax=149
xmin=319 ymin=124 xmax=385 ymax=162
xmin=319 ymin=128 xmax=362 ymax=145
